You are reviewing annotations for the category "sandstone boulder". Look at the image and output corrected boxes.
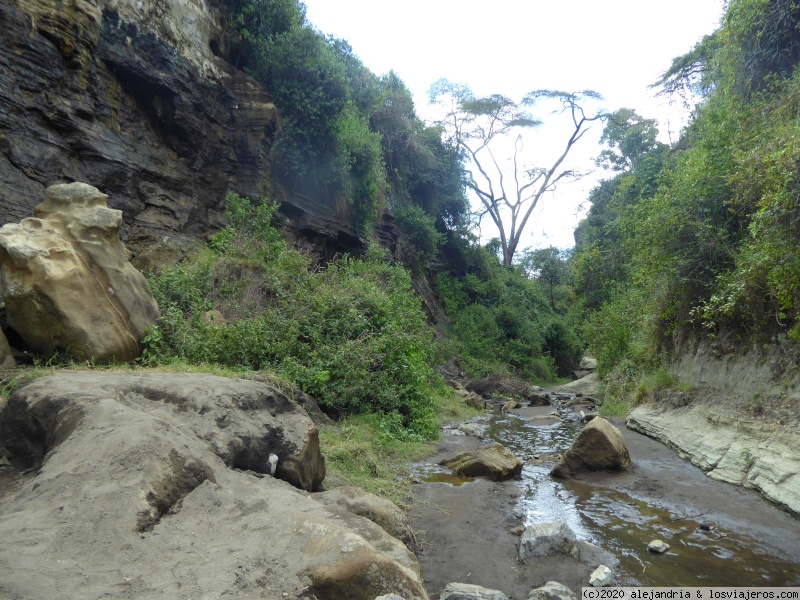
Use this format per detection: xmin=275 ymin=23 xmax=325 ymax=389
xmin=550 ymin=417 xmax=632 ymax=478
xmin=1 ymin=372 xmax=325 ymax=491
xmin=501 ymin=400 xmax=522 ymax=412
xmin=316 ymin=485 xmax=418 ymax=551
xmin=439 ymin=443 xmax=522 ymax=481
xmin=0 ymin=183 xmax=159 ymax=363
xmin=464 ymin=392 xmax=487 ymax=409
xmin=0 ymin=372 xmax=428 ymax=600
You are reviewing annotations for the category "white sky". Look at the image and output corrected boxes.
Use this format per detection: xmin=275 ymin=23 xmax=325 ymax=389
xmin=303 ymin=0 xmax=725 ymax=250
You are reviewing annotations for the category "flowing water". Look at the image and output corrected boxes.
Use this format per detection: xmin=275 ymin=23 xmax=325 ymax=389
xmin=425 ymin=404 xmax=800 ymax=587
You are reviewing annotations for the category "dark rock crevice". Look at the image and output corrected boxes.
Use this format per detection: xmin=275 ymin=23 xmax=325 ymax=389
xmin=136 ymin=451 xmax=216 ymax=533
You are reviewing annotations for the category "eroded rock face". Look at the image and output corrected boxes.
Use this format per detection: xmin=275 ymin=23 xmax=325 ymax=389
xmin=0 ymin=0 xmax=365 ymax=259
xmin=0 ymin=372 xmax=426 ymax=599
xmin=550 ymin=417 xmax=632 ymax=478
xmin=0 ymin=183 xmax=159 ymax=362
xmin=627 ymin=403 xmax=800 ymax=516
xmin=439 ymin=443 xmax=522 ymax=481
xmin=1 ymin=372 xmax=325 ymax=491
xmin=315 ymin=485 xmax=418 ymax=552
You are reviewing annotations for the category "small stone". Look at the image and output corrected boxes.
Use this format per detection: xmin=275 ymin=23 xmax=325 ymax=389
xmin=589 ymin=565 xmax=612 ymax=587
xmin=501 ymin=400 xmax=522 ymax=413
xmin=647 ymin=539 xmax=670 ymax=554
xmin=509 ymin=525 xmax=524 ymax=536
xmin=458 ymin=423 xmax=484 ymax=438
xmin=527 ymin=581 xmax=577 ymax=600
xmin=440 ymin=582 xmax=509 ymax=600
xmin=267 ymin=453 xmax=279 ymax=476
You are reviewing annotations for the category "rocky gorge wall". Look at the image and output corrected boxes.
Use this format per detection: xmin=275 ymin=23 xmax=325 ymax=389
xmin=628 ymin=329 xmax=800 ymax=515
xmin=0 ymin=0 xmax=369 ymax=262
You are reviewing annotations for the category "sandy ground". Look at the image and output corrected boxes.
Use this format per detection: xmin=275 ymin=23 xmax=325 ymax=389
xmin=407 ymin=411 xmax=800 ymax=599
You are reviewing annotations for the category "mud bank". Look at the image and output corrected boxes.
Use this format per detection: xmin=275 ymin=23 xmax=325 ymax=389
xmin=628 ymin=401 xmax=800 ymax=516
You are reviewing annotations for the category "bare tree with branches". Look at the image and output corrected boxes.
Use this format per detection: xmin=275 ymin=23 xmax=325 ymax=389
xmin=430 ymin=80 xmax=605 ymax=266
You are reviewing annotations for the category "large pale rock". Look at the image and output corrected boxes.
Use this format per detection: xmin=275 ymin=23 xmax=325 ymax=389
xmin=1 ymin=372 xmax=325 ymax=491
xmin=0 ymin=372 xmax=428 ymax=600
xmin=519 ymin=520 xmax=577 ymax=559
xmin=439 ymin=582 xmax=509 ymax=600
xmin=628 ymin=403 xmax=800 ymax=516
xmin=0 ymin=183 xmax=159 ymax=363
xmin=316 ymin=485 xmax=418 ymax=551
xmin=551 ymin=417 xmax=631 ymax=478
xmin=439 ymin=443 xmax=522 ymax=481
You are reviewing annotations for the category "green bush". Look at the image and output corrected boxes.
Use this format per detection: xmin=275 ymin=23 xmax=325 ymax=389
xmin=394 ymin=204 xmax=444 ymax=273
xmin=143 ymin=193 xmax=439 ymax=439
xmin=435 ymin=236 xmax=583 ymax=383
xmin=220 ymin=0 xmax=467 ymax=239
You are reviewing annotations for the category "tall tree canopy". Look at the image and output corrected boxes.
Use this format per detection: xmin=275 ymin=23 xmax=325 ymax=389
xmin=430 ymin=80 xmax=604 ymax=267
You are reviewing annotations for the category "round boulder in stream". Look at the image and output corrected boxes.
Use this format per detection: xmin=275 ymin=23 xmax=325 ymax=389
xmin=550 ymin=417 xmax=632 ymax=478
xmin=439 ymin=443 xmax=523 ymax=481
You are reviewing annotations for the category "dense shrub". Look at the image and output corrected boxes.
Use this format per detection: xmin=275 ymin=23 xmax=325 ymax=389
xmin=220 ymin=0 xmax=466 ymax=238
xmin=144 ymin=193 xmax=440 ymax=439
xmin=435 ymin=236 xmax=583 ymax=382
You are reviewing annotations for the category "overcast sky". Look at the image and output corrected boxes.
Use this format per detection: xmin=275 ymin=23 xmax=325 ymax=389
xmin=303 ymin=0 xmax=725 ymax=249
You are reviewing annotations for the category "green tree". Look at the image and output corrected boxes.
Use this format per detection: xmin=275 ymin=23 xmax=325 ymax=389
xmin=430 ymin=80 xmax=604 ymax=267
xmin=596 ymin=108 xmax=666 ymax=172
xmin=518 ymin=247 xmax=569 ymax=312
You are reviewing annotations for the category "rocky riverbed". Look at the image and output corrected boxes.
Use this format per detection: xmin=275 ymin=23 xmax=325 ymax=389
xmin=408 ymin=384 xmax=800 ymax=599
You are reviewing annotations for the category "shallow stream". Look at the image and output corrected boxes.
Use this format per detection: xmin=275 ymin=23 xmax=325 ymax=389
xmin=423 ymin=404 xmax=800 ymax=587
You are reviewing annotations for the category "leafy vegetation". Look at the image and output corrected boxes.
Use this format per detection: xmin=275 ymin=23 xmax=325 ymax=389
xmin=220 ymin=0 xmax=466 ymax=238
xmin=144 ymin=193 xmax=442 ymax=439
xmin=435 ymin=233 xmax=583 ymax=382
xmin=320 ymin=391 xmax=482 ymax=504
xmin=572 ymin=0 xmax=800 ymax=411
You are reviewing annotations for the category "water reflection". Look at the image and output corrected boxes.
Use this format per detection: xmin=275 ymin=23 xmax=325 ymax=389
xmin=479 ymin=408 xmax=800 ymax=586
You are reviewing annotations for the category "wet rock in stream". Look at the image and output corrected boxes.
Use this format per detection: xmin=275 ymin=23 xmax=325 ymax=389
xmin=550 ymin=417 xmax=632 ymax=478
xmin=647 ymin=539 xmax=671 ymax=554
xmin=439 ymin=443 xmax=523 ymax=481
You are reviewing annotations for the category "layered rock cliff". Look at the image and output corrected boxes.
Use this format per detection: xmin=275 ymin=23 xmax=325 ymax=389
xmin=0 ymin=0 xmax=364 ymax=260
